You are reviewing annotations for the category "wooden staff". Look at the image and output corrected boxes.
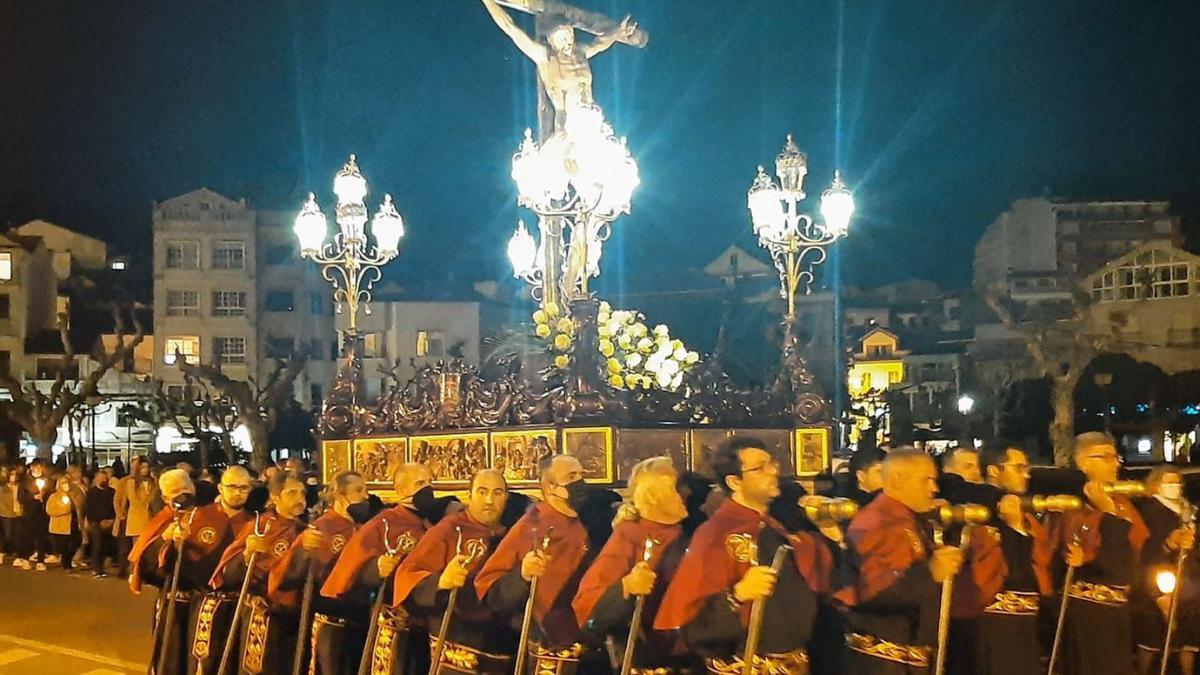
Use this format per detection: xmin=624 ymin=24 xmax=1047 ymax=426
xmin=356 ymin=518 xmax=407 ymax=675
xmin=933 ymin=523 xmax=977 ymax=675
xmin=619 ymin=536 xmax=657 ymax=675
xmin=217 ymin=513 xmax=267 ymax=675
xmin=431 ymin=527 xmax=487 ymax=675
xmin=291 ymin=551 xmax=318 ymax=675
xmin=153 ymin=502 xmax=196 ymax=675
xmin=741 ymin=544 xmax=793 ymax=675
xmin=514 ymin=528 xmax=554 ymax=675
xmin=1159 ymin=509 xmax=1195 ymax=675
xmin=1047 ymin=530 xmax=1084 ymax=675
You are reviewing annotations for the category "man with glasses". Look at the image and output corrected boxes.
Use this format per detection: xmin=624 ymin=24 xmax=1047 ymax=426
xmin=1041 ymin=432 xmax=1150 ymax=675
xmin=179 ymin=466 xmax=255 ymax=674
xmin=655 ymin=437 xmax=842 ymax=673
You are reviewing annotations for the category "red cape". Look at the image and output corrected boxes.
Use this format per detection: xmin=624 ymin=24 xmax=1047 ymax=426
xmin=836 ymin=494 xmax=930 ymax=608
xmin=474 ymin=501 xmax=588 ymax=623
xmin=320 ymin=506 xmax=425 ymax=599
xmin=572 ymin=518 xmax=681 ymax=628
xmin=653 ymin=499 xmax=832 ymax=631
xmin=127 ymin=507 xmax=176 ymax=593
xmin=268 ymin=510 xmax=357 ymax=604
xmin=208 ymin=511 xmax=302 ymax=591
xmin=392 ymin=509 xmax=503 ymax=608
xmin=1036 ymin=496 xmax=1149 ymax=587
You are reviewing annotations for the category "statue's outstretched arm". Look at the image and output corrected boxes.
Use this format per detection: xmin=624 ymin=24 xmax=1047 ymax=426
xmin=584 ymin=16 xmax=636 ymax=59
xmin=480 ymin=0 xmax=546 ymax=63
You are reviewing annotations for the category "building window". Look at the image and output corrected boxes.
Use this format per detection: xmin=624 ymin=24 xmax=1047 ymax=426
xmin=309 ymin=338 xmax=324 ymax=360
xmin=310 ymin=293 xmax=324 ymax=315
xmin=165 ymin=384 xmax=189 ymax=401
xmin=264 ymin=291 xmax=294 ymax=312
xmin=212 ymin=241 xmax=246 ymax=270
xmin=214 ymin=337 xmax=247 ymax=364
xmin=310 ymin=384 xmax=323 ymax=406
xmin=888 ymin=370 xmax=901 ymax=384
xmin=364 ymin=332 xmax=385 ymax=358
xmin=0 ymin=294 xmax=9 ymax=319
xmin=35 ymin=357 xmax=78 ymax=381
xmin=867 ymin=344 xmax=892 ymax=357
xmin=164 ymin=336 xmax=200 ymax=365
xmin=0 ymin=350 xmax=10 ymax=374
xmin=165 ymin=241 xmax=200 ymax=269
xmin=264 ymin=245 xmax=293 ymax=266
xmin=266 ymin=337 xmax=294 ymax=358
xmin=166 ymin=290 xmax=200 ymax=317
xmin=416 ymin=330 xmax=444 ymax=357
xmin=212 ymin=291 xmax=247 ymax=317
xmin=0 ymin=252 xmax=11 ymax=281
xmin=860 ymin=372 xmax=872 ymax=390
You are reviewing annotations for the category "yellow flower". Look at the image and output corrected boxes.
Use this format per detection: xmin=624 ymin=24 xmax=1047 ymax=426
xmin=599 ymin=340 xmax=615 ymax=357
xmin=599 ymin=301 xmax=612 ymax=314
xmin=545 ymin=302 xmax=560 ymax=318
xmin=554 ymin=354 xmax=570 ymax=369
xmin=609 ymin=374 xmax=625 ymax=389
xmin=607 ymin=357 xmax=623 ymax=374
xmin=686 ymin=351 xmax=700 ymax=364
xmin=637 ymin=337 xmax=654 ymax=353
xmin=556 ymin=318 xmax=574 ymax=334
xmin=553 ymin=334 xmax=571 ymax=351
xmin=617 ymin=335 xmax=633 ymax=350
xmin=532 ymin=309 xmax=547 ymax=325
xmin=624 ymin=374 xmax=640 ymax=388
xmin=625 ymin=353 xmax=643 ymax=368
xmin=535 ymin=324 xmax=551 ymax=338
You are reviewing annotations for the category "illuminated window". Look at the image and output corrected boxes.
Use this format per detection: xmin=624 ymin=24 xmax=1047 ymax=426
xmin=212 ymin=241 xmax=245 ymax=270
xmin=888 ymin=370 xmax=901 ymax=384
xmin=363 ymin=332 xmax=385 ymax=358
xmin=212 ymin=291 xmax=247 ymax=317
xmin=165 ymin=241 xmax=199 ymax=269
xmin=166 ymin=290 xmax=200 ymax=317
xmin=0 ymin=252 xmax=11 ymax=281
xmin=416 ymin=330 xmax=444 ymax=357
xmin=860 ymin=372 xmax=872 ymax=389
xmin=214 ymin=336 xmax=246 ymax=364
xmin=164 ymin=336 xmax=200 ymax=365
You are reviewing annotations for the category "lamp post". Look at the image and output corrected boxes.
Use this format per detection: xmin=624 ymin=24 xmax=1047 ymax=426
xmin=746 ymin=134 xmax=855 ymax=423
xmin=296 ymin=155 xmax=405 ymax=434
xmin=506 ymin=105 xmax=640 ymax=311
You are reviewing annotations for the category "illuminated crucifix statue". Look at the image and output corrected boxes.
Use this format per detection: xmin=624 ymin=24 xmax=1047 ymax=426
xmin=480 ymin=0 xmax=647 ymax=138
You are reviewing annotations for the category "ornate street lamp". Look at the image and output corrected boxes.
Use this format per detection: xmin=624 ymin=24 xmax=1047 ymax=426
xmin=294 ymin=154 xmax=404 ymax=335
xmin=747 ymin=134 xmax=855 ymax=318
xmin=297 ymin=155 xmax=404 ymax=436
xmin=506 ymin=104 xmax=640 ymax=310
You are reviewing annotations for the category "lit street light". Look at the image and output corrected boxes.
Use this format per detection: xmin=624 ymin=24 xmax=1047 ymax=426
xmin=957 ymin=394 xmax=976 ymax=416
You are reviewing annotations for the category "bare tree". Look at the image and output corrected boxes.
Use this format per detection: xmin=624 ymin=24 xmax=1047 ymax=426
xmin=983 ymin=289 xmax=1123 ymax=465
xmin=0 ymin=309 xmax=146 ymax=459
xmin=130 ymin=376 xmax=236 ymax=467
xmin=176 ymin=353 xmax=307 ymax=466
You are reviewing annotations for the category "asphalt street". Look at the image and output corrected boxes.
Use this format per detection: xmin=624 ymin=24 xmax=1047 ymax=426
xmin=0 ymin=560 xmax=154 ymax=675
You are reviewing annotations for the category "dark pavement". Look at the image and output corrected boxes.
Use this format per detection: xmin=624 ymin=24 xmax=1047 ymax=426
xmin=0 ymin=561 xmax=154 ymax=675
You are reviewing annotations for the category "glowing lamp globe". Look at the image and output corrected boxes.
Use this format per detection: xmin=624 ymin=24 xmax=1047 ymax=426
xmin=1156 ymin=569 xmax=1177 ymax=595
xmin=957 ymin=395 xmax=976 ymax=416
xmin=775 ymin=134 xmax=809 ymax=196
xmin=371 ymin=194 xmax=405 ymax=255
xmin=293 ymin=193 xmax=328 ymax=255
xmin=820 ymin=171 xmax=855 ymax=237
xmin=747 ymin=167 xmax=784 ymax=236
xmin=333 ymin=155 xmax=368 ymax=205
xmin=507 ymin=220 xmax=538 ymax=278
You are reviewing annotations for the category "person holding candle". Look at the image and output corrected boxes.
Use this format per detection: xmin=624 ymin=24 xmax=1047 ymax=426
xmin=46 ymin=474 xmax=82 ymax=572
xmin=19 ymin=459 xmax=51 ymax=571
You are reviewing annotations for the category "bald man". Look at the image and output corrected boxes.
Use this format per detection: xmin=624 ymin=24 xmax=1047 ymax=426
xmin=184 ymin=466 xmax=258 ymax=675
xmin=841 ymin=448 xmax=965 ymax=674
xmin=321 ymin=463 xmax=433 ymax=675
xmin=393 ymin=469 xmax=513 ymax=674
xmin=127 ymin=468 xmax=197 ymax=675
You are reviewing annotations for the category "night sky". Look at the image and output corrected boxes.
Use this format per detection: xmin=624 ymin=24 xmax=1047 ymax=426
xmin=2 ymin=1 xmax=1197 ymax=292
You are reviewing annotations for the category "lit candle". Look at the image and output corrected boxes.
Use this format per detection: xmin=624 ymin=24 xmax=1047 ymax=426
xmin=35 ymin=478 xmax=46 ymax=491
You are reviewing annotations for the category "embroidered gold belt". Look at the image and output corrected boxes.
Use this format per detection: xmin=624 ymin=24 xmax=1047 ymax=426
xmin=369 ymin=606 xmax=411 ymax=675
xmin=528 ymin=641 xmax=588 ymax=675
xmin=428 ymin=636 xmax=512 ymax=674
xmin=242 ymin=596 xmax=270 ymax=675
xmin=191 ymin=592 xmax=237 ymax=660
xmin=1068 ymin=581 xmax=1129 ymax=607
xmin=984 ymin=590 xmax=1040 ymax=616
xmin=706 ymin=647 xmax=808 ymax=674
xmin=847 ymin=633 xmax=932 ymax=668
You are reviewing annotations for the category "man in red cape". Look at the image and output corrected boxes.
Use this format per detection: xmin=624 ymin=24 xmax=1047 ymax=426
xmin=573 ymin=456 xmax=695 ymax=673
xmin=654 ymin=437 xmax=840 ymax=674
xmin=1038 ymin=432 xmax=1150 ymax=675
xmin=209 ymin=472 xmax=307 ymax=675
xmin=268 ymin=470 xmax=369 ymax=675
xmin=393 ymin=468 xmax=512 ymax=674
xmin=127 ymin=468 xmax=196 ymax=675
xmin=839 ymin=448 xmax=965 ymax=675
xmin=320 ymin=463 xmax=431 ymax=675
xmin=474 ymin=454 xmax=599 ymax=674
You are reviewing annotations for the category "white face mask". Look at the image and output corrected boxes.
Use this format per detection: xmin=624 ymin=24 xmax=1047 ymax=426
xmin=1159 ymin=483 xmax=1183 ymax=501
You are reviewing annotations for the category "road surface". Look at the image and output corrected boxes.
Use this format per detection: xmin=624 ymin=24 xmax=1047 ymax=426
xmin=0 ymin=562 xmax=154 ymax=675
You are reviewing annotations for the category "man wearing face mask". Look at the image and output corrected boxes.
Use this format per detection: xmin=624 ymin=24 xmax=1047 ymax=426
xmin=574 ymin=456 xmax=696 ymax=673
xmin=209 ymin=472 xmax=308 ymax=675
xmin=128 ymin=469 xmax=198 ymax=675
xmin=1133 ymin=466 xmax=1198 ymax=675
xmin=655 ymin=437 xmax=840 ymax=673
xmin=320 ymin=463 xmax=433 ymax=675
xmin=184 ymin=465 xmax=256 ymax=675
xmin=475 ymin=454 xmax=599 ymax=674
xmin=268 ymin=471 xmax=370 ymax=675
xmin=393 ymin=469 xmax=513 ymax=674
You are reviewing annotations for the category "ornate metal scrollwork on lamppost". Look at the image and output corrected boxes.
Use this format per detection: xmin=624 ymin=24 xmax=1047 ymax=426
xmin=746 ymin=135 xmax=855 ymax=424
xmin=295 ymin=154 xmax=405 ymax=435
